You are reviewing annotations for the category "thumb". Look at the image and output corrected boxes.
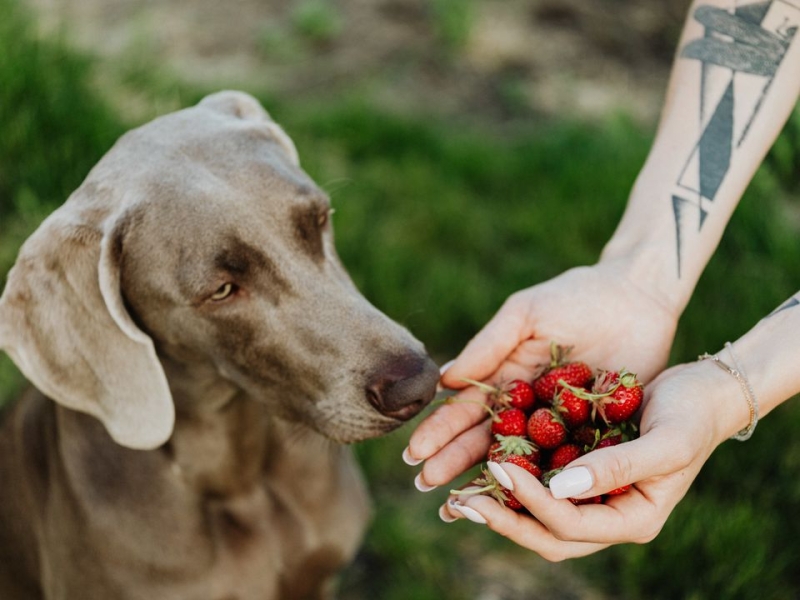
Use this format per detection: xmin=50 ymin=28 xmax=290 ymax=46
xmin=548 ymin=428 xmax=686 ymax=499
xmin=441 ymin=297 xmax=535 ymax=388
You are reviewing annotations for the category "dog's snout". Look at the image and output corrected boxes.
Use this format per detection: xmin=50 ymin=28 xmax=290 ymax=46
xmin=366 ymin=353 xmax=439 ymax=421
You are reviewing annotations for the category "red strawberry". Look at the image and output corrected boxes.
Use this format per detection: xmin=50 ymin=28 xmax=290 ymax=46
xmin=527 ymin=408 xmax=567 ymax=449
xmin=494 ymin=455 xmax=542 ymax=510
xmin=503 ymin=491 xmax=525 ymax=510
xmin=606 ymin=484 xmax=632 ymax=496
xmin=487 ymin=434 xmax=541 ymax=464
xmin=571 ymin=423 xmax=602 ymax=448
xmin=499 ymin=452 xmax=543 ymax=479
xmin=491 ymin=408 xmax=527 ymax=437
xmin=594 ymin=370 xmax=643 ymax=425
xmin=547 ymin=443 xmax=583 ymax=470
xmin=595 ymin=432 xmax=622 ymax=450
xmin=533 ymin=343 xmax=592 ymax=403
xmin=570 ymin=495 xmax=604 ymax=506
xmin=553 ymin=385 xmax=591 ymax=428
xmin=506 ymin=379 xmax=535 ymax=411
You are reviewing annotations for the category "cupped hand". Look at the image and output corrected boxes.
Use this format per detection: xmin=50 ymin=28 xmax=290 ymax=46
xmin=405 ymin=259 xmax=679 ymax=488
xmin=435 ymin=360 xmax=736 ymax=560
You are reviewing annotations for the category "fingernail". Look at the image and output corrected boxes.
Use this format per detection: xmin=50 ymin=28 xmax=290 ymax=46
xmin=436 ymin=360 xmax=455 ymax=392
xmin=402 ymin=447 xmax=423 ymax=466
xmin=549 ymin=466 xmax=593 ymax=500
xmin=439 ymin=504 xmax=458 ymax=523
xmin=414 ymin=472 xmax=437 ymax=492
xmin=451 ymin=503 xmax=487 ymax=525
xmin=487 ymin=461 xmax=513 ymax=490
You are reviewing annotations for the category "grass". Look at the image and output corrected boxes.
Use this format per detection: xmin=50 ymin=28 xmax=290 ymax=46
xmin=3 ymin=0 xmax=800 ymax=597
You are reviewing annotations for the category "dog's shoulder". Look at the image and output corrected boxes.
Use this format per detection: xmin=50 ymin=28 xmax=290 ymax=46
xmin=0 ymin=387 xmax=54 ymax=489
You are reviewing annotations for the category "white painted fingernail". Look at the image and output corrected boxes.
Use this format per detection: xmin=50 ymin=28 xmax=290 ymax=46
xmin=549 ymin=466 xmax=593 ymax=499
xmin=402 ymin=447 xmax=423 ymax=466
xmin=439 ymin=504 xmax=458 ymax=523
xmin=452 ymin=503 xmax=487 ymax=524
xmin=436 ymin=360 xmax=456 ymax=392
xmin=487 ymin=461 xmax=514 ymax=491
xmin=414 ymin=472 xmax=437 ymax=492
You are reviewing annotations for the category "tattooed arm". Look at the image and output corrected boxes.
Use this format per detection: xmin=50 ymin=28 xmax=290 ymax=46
xmin=405 ymin=0 xmax=800 ymax=558
xmin=602 ymin=0 xmax=800 ymax=314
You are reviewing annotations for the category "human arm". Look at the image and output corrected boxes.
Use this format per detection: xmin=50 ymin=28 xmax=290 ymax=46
xmin=406 ymin=0 xmax=800 ymax=491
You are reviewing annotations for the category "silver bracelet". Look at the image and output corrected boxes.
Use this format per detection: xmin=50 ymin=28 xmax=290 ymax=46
xmin=698 ymin=342 xmax=759 ymax=441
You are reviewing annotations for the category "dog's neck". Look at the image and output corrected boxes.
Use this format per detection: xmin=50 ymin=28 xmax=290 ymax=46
xmin=156 ymin=355 xmax=333 ymax=500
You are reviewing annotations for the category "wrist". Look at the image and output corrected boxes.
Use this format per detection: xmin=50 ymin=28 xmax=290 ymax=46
xmin=598 ymin=232 xmax=693 ymax=321
xmin=681 ymin=357 xmax=757 ymax=448
xmin=699 ymin=344 xmax=759 ymax=442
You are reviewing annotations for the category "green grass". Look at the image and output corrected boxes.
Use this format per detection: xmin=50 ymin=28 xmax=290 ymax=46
xmin=3 ymin=0 xmax=800 ymax=597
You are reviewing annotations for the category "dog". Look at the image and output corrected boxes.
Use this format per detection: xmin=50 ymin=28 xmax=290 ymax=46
xmin=0 ymin=91 xmax=440 ymax=600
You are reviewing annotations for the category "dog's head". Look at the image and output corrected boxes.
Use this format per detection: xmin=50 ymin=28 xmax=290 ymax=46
xmin=0 ymin=91 xmax=439 ymax=449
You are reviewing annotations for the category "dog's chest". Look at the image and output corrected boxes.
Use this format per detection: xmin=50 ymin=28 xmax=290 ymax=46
xmin=47 ymin=409 xmax=370 ymax=600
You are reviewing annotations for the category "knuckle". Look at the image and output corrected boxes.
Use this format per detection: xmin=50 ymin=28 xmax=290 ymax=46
xmin=603 ymin=448 xmax=636 ymax=491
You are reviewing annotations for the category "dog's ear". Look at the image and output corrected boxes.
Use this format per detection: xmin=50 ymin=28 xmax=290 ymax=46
xmin=0 ymin=205 xmax=174 ymax=450
xmin=198 ymin=90 xmax=300 ymax=167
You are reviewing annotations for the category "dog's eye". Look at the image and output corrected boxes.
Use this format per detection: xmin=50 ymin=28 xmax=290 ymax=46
xmin=210 ymin=283 xmax=237 ymax=302
xmin=317 ymin=208 xmax=334 ymax=228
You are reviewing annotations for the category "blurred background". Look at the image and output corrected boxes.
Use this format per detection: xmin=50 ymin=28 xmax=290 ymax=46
xmin=2 ymin=0 xmax=800 ymax=598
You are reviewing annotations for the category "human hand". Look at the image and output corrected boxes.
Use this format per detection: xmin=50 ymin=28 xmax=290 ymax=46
xmin=405 ymin=259 xmax=679 ymax=489
xmin=432 ymin=359 xmax=740 ymax=560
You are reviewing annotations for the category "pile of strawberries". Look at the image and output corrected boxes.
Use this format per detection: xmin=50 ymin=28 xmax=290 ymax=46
xmin=455 ymin=343 xmax=643 ymax=509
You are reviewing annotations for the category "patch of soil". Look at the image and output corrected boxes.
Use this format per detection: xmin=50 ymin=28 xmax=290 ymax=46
xmin=26 ymin=0 xmax=693 ymax=126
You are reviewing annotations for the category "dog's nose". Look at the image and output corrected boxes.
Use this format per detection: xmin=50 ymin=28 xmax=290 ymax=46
xmin=366 ymin=353 xmax=440 ymax=421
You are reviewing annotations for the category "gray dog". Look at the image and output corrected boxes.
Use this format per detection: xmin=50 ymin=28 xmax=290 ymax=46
xmin=0 ymin=91 xmax=439 ymax=600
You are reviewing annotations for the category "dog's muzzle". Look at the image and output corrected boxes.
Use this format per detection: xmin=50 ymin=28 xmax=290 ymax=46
xmin=366 ymin=352 xmax=440 ymax=421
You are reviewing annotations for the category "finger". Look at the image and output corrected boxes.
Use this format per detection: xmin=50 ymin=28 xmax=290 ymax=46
xmin=440 ymin=296 xmax=535 ymax=389
xmin=549 ymin=426 xmax=692 ymax=500
xmin=436 ymin=359 xmax=455 ymax=392
xmin=416 ymin=420 xmax=492 ymax=488
xmin=492 ymin=463 xmax=649 ymax=545
xmin=457 ymin=495 xmax=610 ymax=561
xmin=405 ymin=386 xmax=491 ymax=461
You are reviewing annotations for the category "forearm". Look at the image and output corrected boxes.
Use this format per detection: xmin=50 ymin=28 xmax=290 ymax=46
xmin=601 ymin=0 xmax=800 ymax=316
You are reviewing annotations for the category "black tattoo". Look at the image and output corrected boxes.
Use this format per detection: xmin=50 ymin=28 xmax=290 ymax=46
xmin=672 ymin=0 xmax=799 ymax=278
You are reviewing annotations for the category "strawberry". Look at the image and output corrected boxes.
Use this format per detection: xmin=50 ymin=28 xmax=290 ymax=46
xmin=452 ymin=462 xmax=537 ymax=512
xmin=606 ymin=484 xmax=632 ymax=496
xmin=547 ymin=443 xmax=583 ymax=470
xmin=505 ymin=379 xmax=535 ymax=411
xmin=570 ymin=495 xmax=604 ymax=506
xmin=533 ymin=343 xmax=592 ymax=404
xmin=527 ymin=407 xmax=567 ymax=449
xmin=496 ymin=456 xmax=540 ymax=509
xmin=491 ymin=408 xmax=527 ymax=437
xmin=571 ymin=423 xmax=603 ymax=449
xmin=553 ymin=385 xmax=591 ymax=428
xmin=461 ymin=378 xmax=535 ymax=412
xmin=593 ymin=370 xmax=643 ymax=425
xmin=487 ymin=434 xmax=541 ymax=464
xmin=499 ymin=452 xmax=543 ymax=479
xmin=503 ymin=491 xmax=525 ymax=511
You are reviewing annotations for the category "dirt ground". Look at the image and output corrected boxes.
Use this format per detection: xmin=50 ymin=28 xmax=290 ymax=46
xmin=24 ymin=0 xmax=693 ymax=126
